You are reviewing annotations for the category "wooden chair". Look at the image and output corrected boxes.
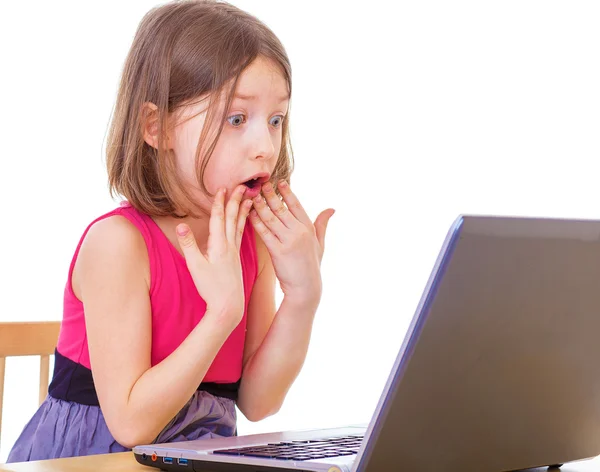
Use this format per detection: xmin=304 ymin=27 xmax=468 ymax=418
xmin=0 ymin=321 xmax=61 ymax=444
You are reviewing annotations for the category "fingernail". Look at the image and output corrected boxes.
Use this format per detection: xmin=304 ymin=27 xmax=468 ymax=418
xmin=278 ymin=180 xmax=288 ymax=188
xmin=176 ymin=225 xmax=189 ymax=237
xmin=263 ymin=182 xmax=273 ymax=192
xmin=254 ymin=195 xmax=262 ymax=203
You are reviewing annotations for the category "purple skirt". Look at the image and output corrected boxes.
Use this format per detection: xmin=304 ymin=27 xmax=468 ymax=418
xmin=6 ymin=390 xmax=237 ymax=463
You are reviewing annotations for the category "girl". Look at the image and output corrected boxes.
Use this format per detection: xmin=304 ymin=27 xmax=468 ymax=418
xmin=7 ymin=0 xmax=333 ymax=462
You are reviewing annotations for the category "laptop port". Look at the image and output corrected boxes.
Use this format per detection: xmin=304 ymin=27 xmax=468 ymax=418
xmin=178 ymin=458 xmax=189 ymax=466
xmin=163 ymin=457 xmax=173 ymax=464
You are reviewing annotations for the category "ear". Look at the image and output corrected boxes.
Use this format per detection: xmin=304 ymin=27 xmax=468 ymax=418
xmin=142 ymin=102 xmax=172 ymax=150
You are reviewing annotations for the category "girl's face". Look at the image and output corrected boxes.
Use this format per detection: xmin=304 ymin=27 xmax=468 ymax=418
xmin=170 ymin=55 xmax=290 ymax=211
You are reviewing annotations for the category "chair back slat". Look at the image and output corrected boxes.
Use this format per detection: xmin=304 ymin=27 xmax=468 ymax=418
xmin=0 ymin=322 xmax=60 ymax=357
xmin=0 ymin=321 xmax=61 ymax=449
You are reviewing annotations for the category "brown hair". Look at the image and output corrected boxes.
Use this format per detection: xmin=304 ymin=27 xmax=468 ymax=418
xmin=106 ymin=0 xmax=293 ymax=217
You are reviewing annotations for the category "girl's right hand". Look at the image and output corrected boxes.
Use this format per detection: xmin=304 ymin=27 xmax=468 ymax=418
xmin=176 ymin=184 xmax=253 ymax=328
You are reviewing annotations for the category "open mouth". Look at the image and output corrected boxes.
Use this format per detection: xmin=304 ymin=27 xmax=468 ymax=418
xmin=242 ymin=174 xmax=270 ymax=199
xmin=244 ymin=178 xmax=261 ymax=189
xmin=242 ymin=173 xmax=270 ymax=190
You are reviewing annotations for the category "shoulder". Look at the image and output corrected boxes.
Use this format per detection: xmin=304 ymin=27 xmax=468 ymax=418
xmin=73 ymin=214 xmax=150 ymax=298
xmin=82 ymin=214 xmax=148 ymax=261
xmin=252 ymin=228 xmax=273 ymax=277
xmin=240 ymin=220 xmax=269 ymax=280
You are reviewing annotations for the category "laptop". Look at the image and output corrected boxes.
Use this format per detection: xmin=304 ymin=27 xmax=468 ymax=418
xmin=133 ymin=215 xmax=600 ymax=471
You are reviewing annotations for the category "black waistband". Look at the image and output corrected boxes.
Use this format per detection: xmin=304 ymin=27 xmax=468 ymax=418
xmin=49 ymin=349 xmax=240 ymax=405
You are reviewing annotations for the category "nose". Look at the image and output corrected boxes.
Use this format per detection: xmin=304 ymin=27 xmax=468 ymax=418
xmin=249 ymin=122 xmax=276 ymax=161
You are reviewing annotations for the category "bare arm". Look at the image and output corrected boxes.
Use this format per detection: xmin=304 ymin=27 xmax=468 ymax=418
xmin=237 ymin=235 xmax=319 ymax=421
xmin=75 ymin=186 xmax=251 ymax=448
xmin=236 ymin=179 xmax=334 ymax=421
xmin=75 ymin=216 xmax=236 ymax=448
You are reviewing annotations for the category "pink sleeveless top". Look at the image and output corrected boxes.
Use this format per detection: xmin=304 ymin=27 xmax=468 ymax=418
xmin=53 ymin=202 xmax=257 ymax=398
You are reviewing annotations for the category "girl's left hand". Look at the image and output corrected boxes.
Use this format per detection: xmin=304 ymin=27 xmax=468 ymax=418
xmin=249 ymin=180 xmax=335 ymax=304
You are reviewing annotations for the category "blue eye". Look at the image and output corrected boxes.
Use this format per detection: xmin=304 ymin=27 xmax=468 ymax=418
xmin=270 ymin=115 xmax=284 ymax=128
xmin=227 ymin=114 xmax=246 ymax=127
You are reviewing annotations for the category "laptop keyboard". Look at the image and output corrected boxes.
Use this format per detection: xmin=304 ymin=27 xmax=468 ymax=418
xmin=213 ymin=434 xmax=364 ymax=461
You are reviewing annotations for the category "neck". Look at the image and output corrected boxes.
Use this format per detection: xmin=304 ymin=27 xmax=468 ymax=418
xmin=152 ymin=213 xmax=211 ymax=256
xmin=179 ymin=214 xmax=210 ymax=239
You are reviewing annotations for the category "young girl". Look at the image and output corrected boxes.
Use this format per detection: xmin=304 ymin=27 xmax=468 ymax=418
xmin=7 ymin=0 xmax=333 ymax=462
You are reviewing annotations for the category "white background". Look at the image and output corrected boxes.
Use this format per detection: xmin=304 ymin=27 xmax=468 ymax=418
xmin=1 ymin=0 xmax=599 ymax=462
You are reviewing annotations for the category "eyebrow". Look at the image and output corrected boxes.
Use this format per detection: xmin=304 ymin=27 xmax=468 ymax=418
xmin=233 ymin=93 xmax=290 ymax=103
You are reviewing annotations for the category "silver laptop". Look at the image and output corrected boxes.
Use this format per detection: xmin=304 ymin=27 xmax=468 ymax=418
xmin=134 ymin=215 xmax=600 ymax=471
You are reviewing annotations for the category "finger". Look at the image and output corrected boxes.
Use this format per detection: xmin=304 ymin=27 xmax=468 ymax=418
xmin=249 ymin=209 xmax=282 ymax=249
xmin=253 ymin=193 xmax=288 ymax=241
xmin=314 ymin=209 xmax=335 ymax=251
xmin=261 ymin=181 xmax=298 ymax=229
xmin=208 ymin=188 xmax=226 ymax=255
xmin=176 ymin=223 xmax=206 ymax=269
xmin=225 ymin=185 xmax=246 ymax=244
xmin=236 ymin=198 xmax=254 ymax=247
xmin=276 ymin=180 xmax=312 ymax=227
